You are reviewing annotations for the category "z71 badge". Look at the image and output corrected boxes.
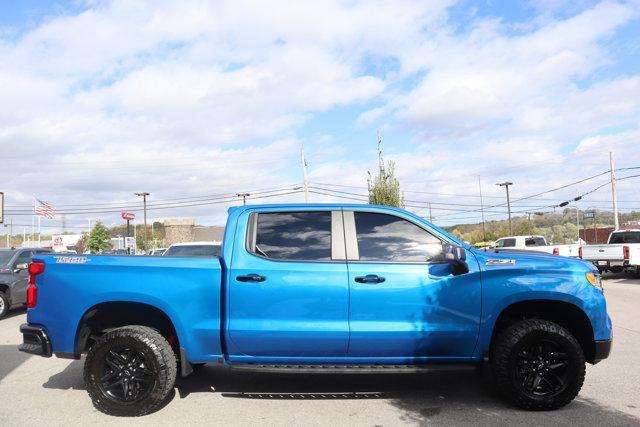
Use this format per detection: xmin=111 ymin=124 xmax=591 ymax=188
xmin=486 ymin=259 xmax=516 ymax=266
xmin=55 ymin=256 xmax=90 ymax=264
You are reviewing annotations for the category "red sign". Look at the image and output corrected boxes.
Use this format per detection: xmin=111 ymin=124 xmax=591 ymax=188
xmin=121 ymin=212 xmax=135 ymax=221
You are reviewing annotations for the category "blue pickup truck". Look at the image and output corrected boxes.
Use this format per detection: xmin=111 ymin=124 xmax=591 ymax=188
xmin=19 ymin=204 xmax=611 ymax=416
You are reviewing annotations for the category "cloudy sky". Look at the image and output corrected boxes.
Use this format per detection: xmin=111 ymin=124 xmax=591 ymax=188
xmin=1 ymin=0 xmax=639 ymax=233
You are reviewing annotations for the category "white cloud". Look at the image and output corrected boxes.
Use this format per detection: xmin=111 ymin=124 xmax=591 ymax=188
xmin=1 ymin=0 xmax=639 ymax=231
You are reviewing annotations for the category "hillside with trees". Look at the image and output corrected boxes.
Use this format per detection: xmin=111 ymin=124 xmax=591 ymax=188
xmin=444 ymin=209 xmax=640 ymax=245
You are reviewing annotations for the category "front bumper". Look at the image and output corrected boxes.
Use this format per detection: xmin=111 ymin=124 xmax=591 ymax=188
xmin=593 ymin=339 xmax=612 ymax=364
xmin=18 ymin=324 xmax=52 ymax=357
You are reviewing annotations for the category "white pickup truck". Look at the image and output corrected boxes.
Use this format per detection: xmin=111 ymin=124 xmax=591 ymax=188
xmin=491 ymin=235 xmax=581 ymax=257
xmin=579 ymin=229 xmax=640 ymax=275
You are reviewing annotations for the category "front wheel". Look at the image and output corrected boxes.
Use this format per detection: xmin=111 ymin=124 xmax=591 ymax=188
xmin=84 ymin=326 xmax=177 ymax=416
xmin=491 ymin=319 xmax=585 ymax=410
xmin=0 ymin=292 xmax=9 ymax=319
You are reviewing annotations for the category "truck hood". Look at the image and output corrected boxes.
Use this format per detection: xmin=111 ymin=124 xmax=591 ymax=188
xmin=473 ymin=248 xmax=596 ymax=273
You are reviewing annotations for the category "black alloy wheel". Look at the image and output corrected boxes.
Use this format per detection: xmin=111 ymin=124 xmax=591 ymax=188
xmin=84 ymin=326 xmax=177 ymax=416
xmin=99 ymin=346 xmax=155 ymax=402
xmin=513 ymin=339 xmax=569 ymax=397
xmin=491 ymin=319 xmax=585 ymax=410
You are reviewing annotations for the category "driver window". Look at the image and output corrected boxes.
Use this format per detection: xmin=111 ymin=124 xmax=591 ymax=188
xmin=15 ymin=251 xmax=32 ymax=269
xmin=353 ymin=212 xmax=442 ymax=262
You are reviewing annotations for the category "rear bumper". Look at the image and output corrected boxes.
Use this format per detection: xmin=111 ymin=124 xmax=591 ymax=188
xmin=589 ymin=260 xmax=629 ymax=269
xmin=593 ymin=339 xmax=612 ymax=364
xmin=18 ymin=324 xmax=52 ymax=358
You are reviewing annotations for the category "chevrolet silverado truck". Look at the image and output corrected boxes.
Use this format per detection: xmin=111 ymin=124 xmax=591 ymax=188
xmin=579 ymin=229 xmax=640 ymax=275
xmin=19 ymin=204 xmax=612 ymax=416
xmin=491 ymin=235 xmax=580 ymax=257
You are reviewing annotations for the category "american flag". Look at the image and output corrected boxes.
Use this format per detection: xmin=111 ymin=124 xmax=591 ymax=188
xmin=35 ymin=199 xmax=55 ymax=219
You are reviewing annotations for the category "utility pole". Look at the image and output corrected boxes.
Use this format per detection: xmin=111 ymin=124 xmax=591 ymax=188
xmin=478 ymin=176 xmax=486 ymax=240
xmin=609 ymin=152 xmax=619 ymax=230
xmin=135 ymin=192 xmax=150 ymax=252
xmin=428 ymin=203 xmax=433 ymax=222
xmin=237 ymin=193 xmax=250 ymax=205
xmin=497 ymin=182 xmax=513 ymax=235
xmin=300 ymin=146 xmax=309 ymax=203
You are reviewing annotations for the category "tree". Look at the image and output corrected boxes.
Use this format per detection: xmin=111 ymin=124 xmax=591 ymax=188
xmin=367 ymin=132 xmax=404 ymax=207
xmin=87 ymin=221 xmax=111 ymax=254
xmin=74 ymin=234 xmax=87 ymax=254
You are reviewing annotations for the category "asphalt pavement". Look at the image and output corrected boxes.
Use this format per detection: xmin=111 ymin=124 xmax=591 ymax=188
xmin=0 ymin=275 xmax=639 ymax=426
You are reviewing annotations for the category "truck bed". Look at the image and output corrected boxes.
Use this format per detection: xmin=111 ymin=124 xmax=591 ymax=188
xmin=28 ymin=254 xmax=223 ymax=361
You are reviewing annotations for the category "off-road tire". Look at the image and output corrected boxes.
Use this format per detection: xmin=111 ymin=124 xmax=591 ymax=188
xmin=0 ymin=292 xmax=9 ymax=319
xmin=491 ymin=319 xmax=585 ymax=410
xmin=84 ymin=326 xmax=177 ymax=416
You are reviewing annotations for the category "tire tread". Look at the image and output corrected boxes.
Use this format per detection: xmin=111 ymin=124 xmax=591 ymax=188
xmin=84 ymin=325 xmax=177 ymax=416
xmin=491 ymin=319 xmax=585 ymax=411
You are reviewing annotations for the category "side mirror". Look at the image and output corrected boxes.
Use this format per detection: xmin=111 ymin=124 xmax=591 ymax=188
xmin=442 ymin=243 xmax=469 ymax=275
xmin=14 ymin=262 xmax=28 ymax=272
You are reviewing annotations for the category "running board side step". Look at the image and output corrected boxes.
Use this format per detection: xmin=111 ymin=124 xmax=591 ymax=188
xmin=229 ymin=363 xmax=478 ymax=374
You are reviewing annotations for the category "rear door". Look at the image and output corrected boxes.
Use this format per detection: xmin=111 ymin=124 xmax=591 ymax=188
xmin=345 ymin=209 xmax=481 ymax=359
xmin=227 ymin=209 xmax=349 ymax=358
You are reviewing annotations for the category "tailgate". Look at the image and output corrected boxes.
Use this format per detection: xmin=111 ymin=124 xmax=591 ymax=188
xmin=581 ymin=245 xmax=623 ymax=260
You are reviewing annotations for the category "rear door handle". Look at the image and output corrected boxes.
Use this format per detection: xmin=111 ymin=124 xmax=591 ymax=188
xmin=354 ymin=274 xmax=385 ymax=284
xmin=236 ymin=274 xmax=266 ymax=283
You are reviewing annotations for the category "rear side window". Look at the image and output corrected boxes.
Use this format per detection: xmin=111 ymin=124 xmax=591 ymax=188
xmin=525 ymin=237 xmax=546 ymax=246
xmin=252 ymin=211 xmax=332 ymax=261
xmin=163 ymin=245 xmax=217 ymax=257
xmin=609 ymin=232 xmax=640 ymax=244
xmin=496 ymin=238 xmax=516 ymax=248
xmin=353 ymin=212 xmax=442 ymax=262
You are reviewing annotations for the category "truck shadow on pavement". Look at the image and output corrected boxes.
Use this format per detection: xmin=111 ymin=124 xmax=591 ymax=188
xmin=42 ymin=361 xmax=639 ymax=425
xmin=0 ymin=345 xmax=32 ymax=382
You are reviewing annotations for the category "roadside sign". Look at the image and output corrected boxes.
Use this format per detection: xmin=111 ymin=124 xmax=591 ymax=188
xmin=124 ymin=237 xmax=136 ymax=250
xmin=0 ymin=192 xmax=3 ymax=224
xmin=121 ymin=211 xmax=135 ymax=221
xmin=583 ymin=211 xmax=596 ymax=219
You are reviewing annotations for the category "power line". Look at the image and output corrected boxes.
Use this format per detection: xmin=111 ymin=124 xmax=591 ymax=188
xmin=5 ymin=189 xmax=305 ymax=216
xmin=4 ymin=185 xmax=303 ymax=213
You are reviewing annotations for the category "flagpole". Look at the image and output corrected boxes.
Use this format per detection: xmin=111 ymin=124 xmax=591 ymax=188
xmin=38 ymin=216 xmax=41 ymax=247
xmin=31 ymin=198 xmax=35 ymax=247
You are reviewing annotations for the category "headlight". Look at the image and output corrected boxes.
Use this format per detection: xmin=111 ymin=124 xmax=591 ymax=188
xmin=585 ymin=272 xmax=603 ymax=290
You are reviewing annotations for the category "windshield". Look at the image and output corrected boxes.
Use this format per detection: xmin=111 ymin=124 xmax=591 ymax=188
xmin=0 ymin=250 xmax=17 ymax=267
xmin=163 ymin=244 xmax=221 ymax=257
xmin=609 ymin=232 xmax=640 ymax=244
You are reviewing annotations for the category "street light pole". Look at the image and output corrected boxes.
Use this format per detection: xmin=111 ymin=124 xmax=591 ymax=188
xmin=237 ymin=193 xmax=250 ymax=205
xmin=134 ymin=192 xmax=150 ymax=252
xmin=496 ymin=182 xmax=513 ymax=235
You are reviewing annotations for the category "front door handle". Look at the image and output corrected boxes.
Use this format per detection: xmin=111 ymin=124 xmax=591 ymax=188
xmin=236 ymin=274 xmax=266 ymax=283
xmin=354 ymin=274 xmax=385 ymax=284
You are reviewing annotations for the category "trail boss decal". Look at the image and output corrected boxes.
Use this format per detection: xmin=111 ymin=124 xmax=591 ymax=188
xmin=486 ymin=259 xmax=516 ymax=266
xmin=55 ymin=257 xmax=90 ymax=264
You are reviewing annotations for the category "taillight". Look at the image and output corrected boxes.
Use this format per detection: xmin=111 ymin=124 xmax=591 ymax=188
xmin=27 ymin=261 xmax=45 ymax=308
xmin=578 ymin=246 xmax=583 ymax=259
xmin=623 ymin=246 xmax=630 ymax=260
xmin=553 ymin=247 xmax=559 ymax=256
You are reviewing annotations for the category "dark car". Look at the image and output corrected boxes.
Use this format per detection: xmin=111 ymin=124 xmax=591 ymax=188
xmin=0 ymin=248 xmax=51 ymax=319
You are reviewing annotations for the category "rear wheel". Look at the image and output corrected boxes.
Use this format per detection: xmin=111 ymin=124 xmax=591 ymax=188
xmin=491 ymin=319 xmax=585 ymax=410
xmin=0 ymin=292 xmax=9 ymax=319
xmin=84 ymin=326 xmax=177 ymax=416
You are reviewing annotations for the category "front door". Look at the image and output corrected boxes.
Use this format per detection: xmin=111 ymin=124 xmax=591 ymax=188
xmin=12 ymin=250 xmax=33 ymax=304
xmin=227 ymin=209 xmax=349 ymax=359
xmin=345 ymin=210 xmax=481 ymax=360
